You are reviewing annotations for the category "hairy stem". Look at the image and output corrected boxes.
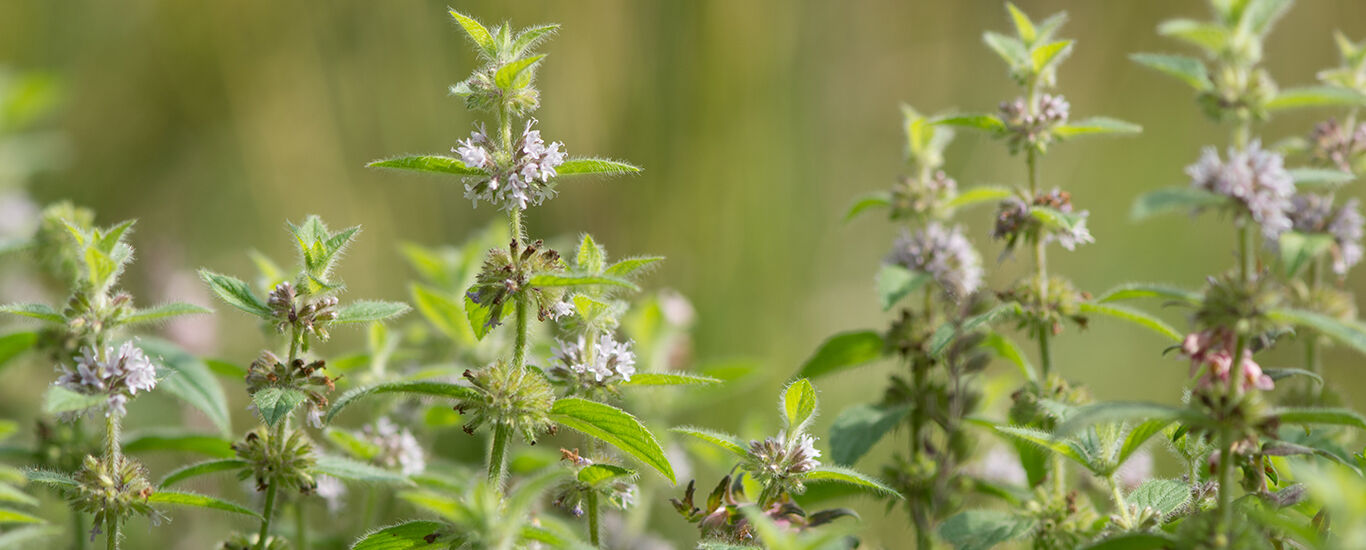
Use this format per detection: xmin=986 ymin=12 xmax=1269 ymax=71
xmin=106 ymin=520 xmax=118 ymax=550
xmin=488 ymin=423 xmax=512 ymax=487
xmin=586 ymin=490 xmax=601 ymax=547
xmin=1026 ymin=148 xmax=1052 ymax=376
xmin=295 ymin=500 xmax=308 ymax=550
xmin=1108 ymin=475 xmax=1134 ymax=527
xmin=1238 ymin=222 xmax=1253 ymax=286
xmin=255 ymin=482 xmax=279 ymax=550
xmin=74 ymin=509 xmax=89 ymax=550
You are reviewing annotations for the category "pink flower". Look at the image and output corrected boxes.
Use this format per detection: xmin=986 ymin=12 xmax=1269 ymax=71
xmin=1179 ymin=329 xmax=1274 ymax=393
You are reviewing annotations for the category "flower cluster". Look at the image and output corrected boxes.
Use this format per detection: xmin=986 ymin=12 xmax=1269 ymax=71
xmin=55 ymin=341 xmax=158 ymax=417
xmin=887 ymin=222 xmax=983 ymax=300
xmin=1287 ymin=193 xmax=1364 ymax=275
xmin=1186 ymin=140 xmax=1294 ymax=242
xmin=266 ymin=281 xmax=339 ymax=341
xmin=549 ymin=333 xmax=638 ymax=387
xmin=999 ymin=94 xmax=1069 ymax=153
xmin=891 ymin=170 xmax=957 ymax=221
xmin=993 ymin=190 xmax=1094 ymax=254
xmin=360 ymin=417 xmax=425 ymax=476
xmin=457 ymin=361 xmax=557 ymax=443
xmin=455 ymin=120 xmax=567 ymax=211
xmin=231 ymin=426 xmax=318 ymax=494
xmin=744 ymin=432 xmax=821 ymax=492
xmin=1308 ymin=118 xmax=1366 ymax=172
xmin=244 ymin=351 xmax=334 ymax=427
xmin=70 ymin=454 xmax=161 ymax=540
xmin=465 ymin=238 xmax=570 ymax=331
xmin=1180 ymin=329 xmax=1274 ymax=393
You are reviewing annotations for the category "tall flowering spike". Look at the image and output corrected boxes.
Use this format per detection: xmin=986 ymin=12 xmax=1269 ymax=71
xmin=887 ymin=222 xmax=984 ymax=301
xmin=55 ymin=341 xmax=158 ymax=417
xmin=1186 ymin=140 xmax=1294 ymax=242
xmin=1288 ymin=194 xmax=1365 ymax=276
xmin=456 ymin=119 xmax=567 ymax=212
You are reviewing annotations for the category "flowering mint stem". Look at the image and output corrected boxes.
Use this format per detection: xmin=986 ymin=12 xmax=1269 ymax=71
xmin=1025 ymin=148 xmax=1052 ymax=376
xmin=586 ymin=490 xmax=601 ymax=546
xmin=1216 ymin=331 xmax=1248 ymax=543
xmin=255 ymin=482 xmax=279 ymax=550
xmin=1107 ymin=475 xmax=1134 ymax=527
xmin=487 ymin=423 xmax=511 ymax=487
xmin=103 ymin=413 xmax=122 ymax=550
xmin=107 ymin=520 xmax=118 ymax=550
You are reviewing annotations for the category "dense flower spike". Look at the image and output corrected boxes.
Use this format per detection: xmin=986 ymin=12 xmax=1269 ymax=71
xmin=55 ymin=341 xmax=158 ymax=417
xmin=1186 ymin=140 xmax=1294 ymax=242
xmin=887 ymin=222 xmax=983 ymax=300
xmin=69 ymin=454 xmax=161 ymax=540
xmin=744 ymin=432 xmax=822 ymax=493
xmin=1180 ymin=329 xmax=1274 ymax=393
xmin=1308 ymin=118 xmax=1366 ymax=171
xmin=457 ymin=361 xmax=556 ymax=443
xmin=244 ymin=350 xmax=334 ymax=426
xmin=456 ymin=120 xmax=567 ymax=211
xmin=360 ymin=417 xmax=425 ymax=476
xmin=891 ymin=170 xmax=957 ymax=221
xmin=999 ymin=94 xmax=1069 ymax=153
xmin=549 ymin=333 xmax=637 ymax=387
xmin=465 ymin=238 xmax=569 ymax=329
xmin=1287 ymin=194 xmax=1364 ymax=275
xmin=266 ymin=281 xmax=339 ymax=341
xmin=993 ymin=189 xmax=1094 ymax=254
xmin=232 ymin=426 xmax=318 ymax=494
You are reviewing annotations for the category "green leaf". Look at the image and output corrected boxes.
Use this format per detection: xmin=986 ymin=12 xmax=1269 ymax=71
xmin=603 ymin=256 xmax=663 ymax=278
xmin=1054 ymin=117 xmax=1142 ymax=138
xmin=0 ymin=483 xmax=37 ymax=507
xmin=577 ymin=464 xmax=636 ymax=488
xmin=1130 ymin=186 xmax=1229 ymax=220
xmin=123 ymin=430 xmax=234 ymax=458
xmin=121 ymin=303 xmax=212 ymax=325
xmin=327 ymin=381 xmax=478 ymax=423
xmin=0 ymin=303 xmax=63 ymax=324
xmin=782 ymin=378 xmax=819 ymax=434
xmin=1278 ymin=231 xmax=1336 ymax=278
xmin=995 ymin=426 xmax=1089 ymax=467
xmin=933 ymin=113 xmax=1007 ymax=133
xmin=410 ymin=284 xmax=472 ymax=345
xmin=494 ymin=55 xmax=545 ymax=89
xmin=139 ymin=338 xmax=232 ymax=436
xmin=0 ymin=525 xmax=62 ymax=547
xmin=876 ymin=263 xmax=932 ymax=311
xmin=938 ymin=509 xmax=1034 ymax=550
xmin=1127 ymin=479 xmax=1190 ymax=517
xmin=1078 ymin=302 xmax=1181 ymax=342
xmin=1271 ymin=407 xmax=1366 ymax=430
xmin=829 ymin=403 xmax=911 ymax=466
xmin=1118 ymin=419 xmax=1176 ymax=468
xmin=528 ymin=273 xmax=639 ymax=291
xmin=575 ymin=234 xmax=605 ymax=273
xmin=671 ymin=426 xmax=748 ymax=458
xmin=449 ymin=10 xmax=496 ymax=58
xmin=315 ymin=454 xmax=413 ymax=485
xmin=1289 ymin=168 xmax=1355 ymax=188
xmin=1005 ymin=2 xmax=1036 ymax=44
xmin=796 ymin=330 xmax=885 ymax=378
xmin=327 ymin=428 xmax=382 ymax=461
xmin=464 ymin=293 xmax=507 ymax=341
xmin=618 ymin=373 xmax=722 ymax=387
xmin=804 ymin=466 xmax=900 ymax=498
xmin=204 ymin=359 xmax=247 ymax=379
xmin=980 ymin=332 xmax=1037 ymax=382
xmin=366 ymin=155 xmax=487 ymax=176
xmin=0 ymin=332 xmax=38 ymax=370
xmin=24 ymin=469 xmax=76 ymax=488
xmin=1029 ymin=206 xmax=1083 ymax=231
xmin=1094 ymin=282 xmax=1201 ymax=304
xmin=549 ymin=397 xmax=675 ymax=484
xmin=158 ymin=459 xmax=248 ymax=488
xmin=1263 ymin=368 xmax=1322 ymax=386
xmin=251 ymin=387 xmax=307 ymax=428
xmin=1266 ymin=86 xmax=1366 ymax=111
xmin=1268 ymin=308 xmax=1366 ymax=356
xmin=556 ymin=158 xmax=642 ymax=177
xmin=198 ymin=270 xmax=271 ymax=318
xmin=945 ymin=186 xmax=1012 ymax=211
xmin=1055 ymin=402 xmax=1208 ymax=438
xmin=983 ymin=32 xmax=1029 ymax=69
xmin=928 ymin=302 xmax=1023 ymax=357
xmin=1130 ymin=53 xmax=1211 ymax=90
xmin=1079 ymin=533 xmax=1176 ymax=550
xmin=0 ymin=508 xmax=44 ymax=525
xmin=511 ymin=24 xmax=560 ymax=57
xmin=1157 ymin=19 xmax=1229 ymax=53
xmin=335 ymin=300 xmax=412 ymax=324
xmin=1031 ymin=40 xmax=1073 ymax=73
xmin=146 ymin=490 xmax=261 ymax=518
xmin=1238 ymin=0 xmax=1293 ymax=37
xmin=352 ymin=520 xmax=448 ymax=550
xmin=844 ymin=191 xmax=891 ymax=223
xmin=42 ymin=386 xmax=106 ymax=415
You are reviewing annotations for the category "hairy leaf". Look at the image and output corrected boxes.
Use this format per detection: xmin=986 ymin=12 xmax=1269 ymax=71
xmin=158 ymin=459 xmax=248 ymax=488
xmin=139 ymin=338 xmax=232 ymax=436
xmin=557 ymin=158 xmax=642 ymax=176
xmin=0 ymin=332 xmax=38 ymax=371
xmin=876 ymin=263 xmax=932 ymax=311
xmin=550 ymin=398 xmax=675 ymax=483
xmin=946 ymin=186 xmax=1012 ymax=211
xmin=335 ymin=301 xmax=412 ymax=324
xmin=0 ymin=303 xmax=62 ymax=324
xmin=121 ymin=302 xmax=212 ymax=325
xmin=1130 ymin=186 xmax=1229 ymax=220
xmin=804 ymin=466 xmax=900 ymax=498
xmin=251 ymin=387 xmax=307 ymax=428
xmin=933 ymin=113 xmax=1007 ymax=133
xmin=1130 ymin=53 xmax=1211 ymax=90
xmin=315 ymin=454 xmax=412 ymax=485
xmin=1268 ymin=307 xmax=1366 ymax=356
xmin=352 ymin=519 xmax=448 ymax=550
xmin=1079 ymin=302 xmax=1181 ymax=342
xmin=198 ymin=270 xmax=271 ymax=318
xmin=1266 ymin=86 xmax=1366 ymax=111
xmin=618 ymin=373 xmax=722 ymax=387
xmin=1054 ymin=117 xmax=1141 ymax=138
xmin=366 ymin=155 xmax=487 ymax=176
xmin=671 ymin=426 xmax=748 ymax=458
xmin=147 ymin=490 xmax=260 ymax=518
xmin=797 ymin=330 xmax=884 ymax=378
xmin=327 ymin=381 xmax=478 ymax=423
xmin=1094 ymin=282 xmax=1201 ymax=304
xmin=844 ymin=191 xmax=891 ymax=222
xmin=829 ymin=404 xmax=911 ymax=466
xmin=123 ymin=430 xmax=234 ymax=458
xmin=782 ymin=378 xmax=818 ymax=434
xmin=939 ymin=509 xmax=1034 ymax=550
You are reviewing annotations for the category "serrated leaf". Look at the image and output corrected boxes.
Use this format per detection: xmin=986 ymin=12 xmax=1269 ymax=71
xmin=198 ymin=270 xmax=271 ymax=318
xmin=1127 ymin=479 xmax=1190 ymax=517
xmin=796 ymin=330 xmax=884 ymax=378
xmin=1271 ymin=407 xmax=1366 ymax=430
xmin=327 ymin=381 xmax=478 ymax=423
xmin=844 ymin=191 xmax=891 ymax=222
xmin=983 ymin=32 xmax=1029 ymax=69
xmin=352 ymin=520 xmax=448 ymax=550
xmin=946 ymin=186 xmax=1012 ymax=210
xmin=0 ymin=332 xmax=38 ymax=371
xmin=366 ymin=155 xmax=487 ymax=176
xmin=1266 ymin=86 xmax=1366 ymax=111
xmin=618 ymin=373 xmax=722 ymax=387
xmin=1079 ymin=302 xmax=1181 ymax=342
xmin=671 ymin=426 xmax=748 ymax=458
xmin=876 ymin=263 xmax=932 ymax=311
xmin=549 ymin=397 xmax=675 ymax=484
xmin=782 ymin=379 xmax=818 ymax=435
xmin=158 ymin=459 xmax=248 ymax=488
xmin=575 ymin=234 xmax=605 ymax=273
xmin=121 ymin=302 xmax=212 ymax=325
xmin=556 ymin=158 xmax=642 ymax=177
xmin=494 ymin=55 xmax=545 ymax=89
xmin=603 ymin=256 xmax=662 ymax=278
xmin=933 ymin=113 xmax=1007 ymax=133
xmin=995 ymin=426 xmax=1089 ymax=467
xmin=1094 ymin=282 xmax=1201 ymax=304
xmin=464 ymin=293 xmax=506 ymax=341
xmin=1118 ymin=419 xmax=1175 ymax=468
xmin=1054 ymin=402 xmax=1209 ymax=438
xmin=1005 ymin=2 xmax=1036 ymax=44
xmin=938 ymin=509 xmax=1034 ymax=550
xmin=829 ymin=403 xmax=911 ymax=466
xmin=138 ymin=338 xmax=232 ymax=436
xmin=147 ymin=490 xmax=260 ymax=518
xmin=1278 ymin=231 xmax=1336 ymax=278
xmin=449 ymin=10 xmax=496 ymax=59
xmin=24 ymin=469 xmax=76 ymax=488
xmin=528 ymin=273 xmax=639 ymax=291
xmin=1130 ymin=186 xmax=1230 ymax=220
xmin=1031 ymin=40 xmax=1073 ymax=73
xmin=42 ymin=386 xmax=106 ymax=415
xmin=511 ymin=24 xmax=560 ymax=57
xmin=981 ymin=331 xmax=1037 ymax=382
xmin=123 ymin=430 xmax=234 ymax=458
xmin=577 ymin=464 xmax=636 ymax=488
xmin=315 ymin=454 xmax=412 ymax=485
xmin=1268 ymin=307 xmax=1366 ymax=357
xmin=1054 ymin=117 xmax=1142 ymax=138
xmin=1130 ymin=53 xmax=1211 ymax=91
xmin=1157 ymin=19 xmax=1229 ymax=53
xmin=335 ymin=300 xmax=412 ymax=324
xmin=804 ymin=466 xmax=900 ymax=498
xmin=0 ymin=303 xmax=63 ymax=324
xmin=1289 ymin=168 xmax=1355 ymax=188
xmin=251 ymin=387 xmax=307 ymax=428
xmin=0 ymin=508 xmax=44 ymax=525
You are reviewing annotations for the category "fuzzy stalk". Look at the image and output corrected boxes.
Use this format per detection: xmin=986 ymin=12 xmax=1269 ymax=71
xmin=487 ymin=423 xmax=512 ymax=487
xmin=254 ymin=482 xmax=279 ymax=550
xmin=106 ymin=520 xmax=118 ymax=550
xmin=1107 ymin=475 xmax=1134 ymax=527
xmin=102 ymin=413 xmax=122 ymax=549
xmin=586 ymin=490 xmax=602 ymax=547
xmin=1026 ymin=148 xmax=1052 ymax=376
xmin=295 ymin=500 xmax=308 ymax=550
xmin=74 ymin=509 xmax=89 ymax=550
xmin=1215 ymin=332 xmax=1249 ymax=544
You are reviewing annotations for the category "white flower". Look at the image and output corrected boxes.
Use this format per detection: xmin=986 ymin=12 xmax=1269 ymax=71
xmin=552 ymin=333 xmax=637 ymax=385
xmin=548 ymin=299 xmax=574 ymax=320
xmin=459 ymin=120 xmax=567 ymax=212
xmin=1187 ymin=140 xmax=1294 ymax=242
xmin=1288 ymin=193 xmax=1364 ymax=276
xmin=56 ymin=341 xmax=158 ymax=417
xmin=362 ymin=417 xmax=425 ymax=476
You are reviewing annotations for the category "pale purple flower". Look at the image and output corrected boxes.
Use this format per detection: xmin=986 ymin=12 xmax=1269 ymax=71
xmin=1186 ymin=140 xmax=1294 ymax=242
xmin=361 ymin=417 xmax=425 ymax=476
xmin=457 ymin=120 xmax=567 ymax=212
xmin=551 ymin=333 xmax=637 ymax=385
xmin=56 ymin=341 xmax=158 ymax=417
xmin=888 ymin=222 xmax=983 ymax=300
xmin=1287 ymin=194 xmax=1363 ymax=276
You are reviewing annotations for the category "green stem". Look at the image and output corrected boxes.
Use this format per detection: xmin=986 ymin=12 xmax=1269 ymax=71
xmin=1215 ymin=427 xmax=1234 ymax=545
xmin=1108 ymin=475 xmax=1134 ymax=527
xmin=254 ymin=482 xmax=279 ymax=550
xmin=1233 ymin=118 xmax=1251 ymax=151
xmin=1238 ymin=222 xmax=1253 ymax=285
xmin=106 ymin=520 xmax=118 ymax=550
xmin=488 ymin=423 xmax=512 ymax=488
xmin=1036 ymin=324 xmax=1052 ymax=379
xmin=586 ymin=491 xmax=601 ymax=547
xmin=1026 ymin=148 xmax=1052 ymax=376
xmin=295 ymin=500 xmax=308 ymax=550
xmin=74 ymin=509 xmax=89 ymax=550
xmin=104 ymin=414 xmax=120 ymax=465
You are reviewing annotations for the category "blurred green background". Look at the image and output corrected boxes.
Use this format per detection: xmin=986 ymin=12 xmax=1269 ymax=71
xmin=4 ymin=0 xmax=1366 ymax=547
